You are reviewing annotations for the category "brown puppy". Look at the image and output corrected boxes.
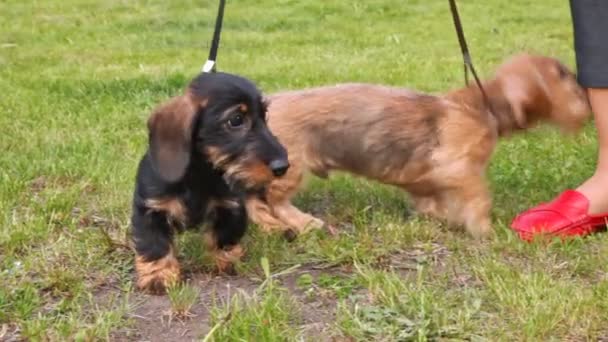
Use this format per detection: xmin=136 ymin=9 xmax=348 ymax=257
xmin=246 ymin=53 xmax=591 ymax=239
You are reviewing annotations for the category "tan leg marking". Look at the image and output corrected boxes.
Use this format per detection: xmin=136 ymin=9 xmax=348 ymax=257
xmin=145 ymin=197 xmax=187 ymax=225
xmin=135 ymin=248 xmax=181 ymax=294
xmin=203 ymin=232 xmax=245 ymax=274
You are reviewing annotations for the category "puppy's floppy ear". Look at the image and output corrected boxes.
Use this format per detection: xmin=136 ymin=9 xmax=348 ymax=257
xmin=147 ymin=95 xmax=199 ymax=182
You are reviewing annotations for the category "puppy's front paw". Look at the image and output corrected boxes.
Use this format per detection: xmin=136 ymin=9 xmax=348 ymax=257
xmin=214 ymin=244 xmax=245 ymax=275
xmin=135 ymin=253 xmax=181 ymax=295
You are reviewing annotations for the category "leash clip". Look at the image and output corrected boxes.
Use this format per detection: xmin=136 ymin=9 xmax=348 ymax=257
xmin=202 ymin=0 xmax=226 ymax=73
xmin=202 ymin=60 xmax=216 ymax=73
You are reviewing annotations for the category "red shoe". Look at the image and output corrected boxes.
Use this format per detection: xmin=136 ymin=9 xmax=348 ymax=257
xmin=511 ymin=190 xmax=608 ymax=241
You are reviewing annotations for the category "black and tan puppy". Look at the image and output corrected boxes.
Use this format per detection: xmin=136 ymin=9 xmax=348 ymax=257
xmin=131 ymin=72 xmax=289 ymax=294
xmin=246 ymin=53 xmax=590 ymax=239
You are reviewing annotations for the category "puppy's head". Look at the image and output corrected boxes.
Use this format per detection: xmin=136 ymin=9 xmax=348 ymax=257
xmin=147 ymin=72 xmax=289 ymax=191
xmin=494 ymin=53 xmax=590 ymax=132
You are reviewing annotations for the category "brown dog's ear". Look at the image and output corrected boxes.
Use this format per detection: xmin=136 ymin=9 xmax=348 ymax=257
xmin=500 ymin=74 xmax=533 ymax=129
xmin=549 ymin=59 xmax=572 ymax=80
xmin=147 ymin=95 xmax=198 ymax=182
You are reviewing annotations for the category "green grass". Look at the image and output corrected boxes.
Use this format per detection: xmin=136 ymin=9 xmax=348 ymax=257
xmin=205 ymin=258 xmax=301 ymax=341
xmin=1 ymin=0 xmax=607 ymax=340
xmin=336 ymin=263 xmax=482 ymax=340
xmin=167 ymin=282 xmax=200 ymax=318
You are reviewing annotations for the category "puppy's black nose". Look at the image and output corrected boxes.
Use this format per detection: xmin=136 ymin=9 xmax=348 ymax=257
xmin=269 ymin=159 xmax=289 ymax=177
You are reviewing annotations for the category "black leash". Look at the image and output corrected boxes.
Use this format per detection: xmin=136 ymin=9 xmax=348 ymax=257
xmin=202 ymin=0 xmax=226 ymax=73
xmin=448 ymin=0 xmax=494 ymax=114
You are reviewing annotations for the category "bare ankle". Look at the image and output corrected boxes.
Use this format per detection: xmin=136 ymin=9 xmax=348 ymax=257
xmin=577 ymin=174 xmax=608 ymax=214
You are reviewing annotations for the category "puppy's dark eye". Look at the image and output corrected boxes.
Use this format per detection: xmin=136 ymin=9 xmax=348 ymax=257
xmin=228 ymin=113 xmax=244 ymax=128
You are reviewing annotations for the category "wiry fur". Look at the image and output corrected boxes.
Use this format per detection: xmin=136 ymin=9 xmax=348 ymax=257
xmin=246 ymin=54 xmax=591 ymax=239
xmin=131 ymin=72 xmax=289 ymax=294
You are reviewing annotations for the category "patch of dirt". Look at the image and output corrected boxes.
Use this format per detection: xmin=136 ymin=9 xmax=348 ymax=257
xmin=374 ymin=242 xmax=483 ymax=288
xmin=0 ymin=323 xmax=21 ymax=342
xmin=28 ymin=176 xmax=49 ymax=193
xmin=73 ymin=208 xmax=122 ymax=231
xmin=278 ymin=265 xmax=352 ymax=339
xmin=112 ymin=243 xmax=456 ymax=341
xmin=565 ymin=333 xmax=608 ymax=342
xmin=115 ymin=274 xmax=258 ymax=342
xmin=374 ymin=242 xmax=449 ymax=272
xmin=113 ymin=263 xmax=351 ymax=341
xmin=27 ymin=175 xmax=96 ymax=196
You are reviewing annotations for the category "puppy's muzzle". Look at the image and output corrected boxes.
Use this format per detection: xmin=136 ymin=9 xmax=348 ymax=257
xmin=269 ymin=159 xmax=290 ymax=177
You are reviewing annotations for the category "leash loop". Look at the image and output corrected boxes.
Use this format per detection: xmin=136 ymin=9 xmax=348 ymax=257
xmin=448 ymin=0 xmax=495 ymax=115
xmin=202 ymin=0 xmax=226 ymax=73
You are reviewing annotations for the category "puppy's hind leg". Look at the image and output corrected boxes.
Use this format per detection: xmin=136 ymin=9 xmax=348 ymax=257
xmin=205 ymin=199 xmax=247 ymax=275
xmin=132 ymin=209 xmax=181 ymax=295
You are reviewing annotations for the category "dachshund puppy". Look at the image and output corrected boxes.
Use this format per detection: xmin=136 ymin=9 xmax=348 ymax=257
xmin=131 ymin=72 xmax=289 ymax=294
xmin=246 ymin=53 xmax=590 ymax=239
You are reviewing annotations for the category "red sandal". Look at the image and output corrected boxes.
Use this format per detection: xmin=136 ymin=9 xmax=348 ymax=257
xmin=511 ymin=190 xmax=608 ymax=241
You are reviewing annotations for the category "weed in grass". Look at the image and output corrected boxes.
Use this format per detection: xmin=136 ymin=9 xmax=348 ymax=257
xmin=20 ymin=314 xmax=53 ymax=341
xmin=10 ymin=284 xmax=41 ymax=322
xmin=317 ymin=274 xmax=358 ymax=300
xmin=18 ymin=294 xmax=129 ymax=341
xmin=166 ymin=282 xmax=200 ymax=319
xmin=336 ymin=263 xmax=481 ymax=341
xmin=296 ymin=273 xmax=315 ymax=289
xmin=205 ymin=258 xmax=301 ymax=342
xmin=178 ymin=231 xmax=212 ymax=273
